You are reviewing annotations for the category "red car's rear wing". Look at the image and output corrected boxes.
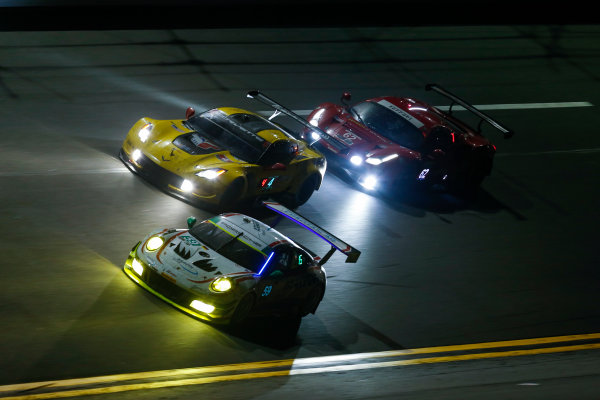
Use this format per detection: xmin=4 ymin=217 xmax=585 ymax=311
xmin=426 ymin=84 xmax=515 ymax=139
xmin=262 ymin=200 xmax=361 ymax=265
xmin=247 ymin=90 xmax=350 ymax=153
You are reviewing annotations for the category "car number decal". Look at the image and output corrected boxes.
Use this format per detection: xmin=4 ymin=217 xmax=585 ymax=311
xmin=259 ymin=176 xmax=278 ymax=190
xmin=262 ymin=285 xmax=272 ymax=297
xmin=180 ymin=235 xmax=201 ymax=246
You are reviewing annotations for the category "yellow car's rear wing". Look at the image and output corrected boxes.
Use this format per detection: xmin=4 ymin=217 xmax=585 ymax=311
xmin=247 ymin=90 xmax=350 ymax=153
xmin=262 ymin=200 xmax=360 ymax=265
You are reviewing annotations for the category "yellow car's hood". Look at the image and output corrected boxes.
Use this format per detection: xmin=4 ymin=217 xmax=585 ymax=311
xmin=142 ymin=119 xmax=248 ymax=172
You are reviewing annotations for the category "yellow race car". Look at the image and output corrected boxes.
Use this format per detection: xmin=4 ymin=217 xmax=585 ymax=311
xmin=119 ymin=94 xmax=327 ymax=210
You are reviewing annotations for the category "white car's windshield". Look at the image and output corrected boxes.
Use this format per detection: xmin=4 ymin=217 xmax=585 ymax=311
xmin=189 ymin=221 xmax=266 ymax=273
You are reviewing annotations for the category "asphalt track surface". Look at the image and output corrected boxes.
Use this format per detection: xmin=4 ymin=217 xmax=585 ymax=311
xmin=1 ymin=24 xmax=599 ymax=399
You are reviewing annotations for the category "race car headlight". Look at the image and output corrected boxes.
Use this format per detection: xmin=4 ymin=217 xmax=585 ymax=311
xmin=210 ymin=276 xmax=233 ymax=292
xmin=138 ymin=123 xmax=153 ymax=143
xmin=145 ymin=236 xmax=164 ymax=251
xmin=196 ymin=168 xmax=227 ymax=180
xmin=131 ymin=258 xmax=144 ymax=276
xmin=309 ymin=108 xmax=325 ymax=127
xmin=180 ymin=179 xmax=194 ymax=193
xmin=190 ymin=300 xmax=215 ymax=314
xmin=350 ymin=155 xmax=363 ymax=166
xmin=358 ymin=175 xmax=378 ymax=191
xmin=365 ymin=153 xmax=398 ymax=165
xmin=131 ymin=149 xmax=142 ymax=162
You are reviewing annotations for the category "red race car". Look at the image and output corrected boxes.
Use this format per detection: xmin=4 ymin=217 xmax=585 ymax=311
xmin=302 ymin=84 xmax=514 ymax=195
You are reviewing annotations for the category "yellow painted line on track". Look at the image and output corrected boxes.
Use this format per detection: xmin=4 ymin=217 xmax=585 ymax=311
xmin=2 ymin=333 xmax=600 ymax=400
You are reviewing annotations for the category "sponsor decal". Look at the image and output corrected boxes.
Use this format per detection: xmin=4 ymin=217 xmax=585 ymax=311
xmin=180 ymin=235 xmax=202 ymax=246
xmin=190 ymin=134 xmax=220 ymax=150
xmin=177 ymin=261 xmax=199 ymax=275
xmin=192 ymin=259 xmax=218 ymax=272
xmin=216 ymin=154 xmax=234 ymax=163
xmin=377 ymin=99 xmax=424 ymax=129
xmin=173 ymin=242 xmax=194 ymax=259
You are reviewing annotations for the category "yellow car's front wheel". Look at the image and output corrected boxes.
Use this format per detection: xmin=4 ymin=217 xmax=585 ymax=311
xmin=219 ymin=178 xmax=245 ymax=211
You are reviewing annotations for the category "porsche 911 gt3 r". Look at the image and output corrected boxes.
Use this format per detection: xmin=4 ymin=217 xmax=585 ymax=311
xmin=119 ymin=101 xmax=326 ymax=210
xmin=123 ymin=200 xmax=360 ymax=325
xmin=302 ymin=84 xmax=514 ymax=195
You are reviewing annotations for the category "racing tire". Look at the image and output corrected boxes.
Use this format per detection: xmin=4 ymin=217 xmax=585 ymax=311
xmin=300 ymin=286 xmax=324 ymax=316
xmin=283 ymin=174 xmax=318 ymax=208
xmin=230 ymin=293 xmax=255 ymax=326
xmin=219 ymin=178 xmax=244 ymax=212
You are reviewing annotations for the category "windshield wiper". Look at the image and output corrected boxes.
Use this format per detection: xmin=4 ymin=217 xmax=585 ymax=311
xmin=217 ymin=232 xmax=244 ymax=252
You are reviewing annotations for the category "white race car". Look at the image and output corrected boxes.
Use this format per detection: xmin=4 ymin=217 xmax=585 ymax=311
xmin=123 ymin=201 xmax=360 ymax=325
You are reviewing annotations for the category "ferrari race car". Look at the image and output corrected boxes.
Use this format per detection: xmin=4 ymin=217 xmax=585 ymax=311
xmin=123 ymin=200 xmax=360 ymax=325
xmin=302 ymin=84 xmax=514 ymax=194
xmin=119 ymin=96 xmax=326 ymax=210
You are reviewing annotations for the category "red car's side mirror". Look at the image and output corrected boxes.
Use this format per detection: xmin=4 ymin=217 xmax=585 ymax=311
xmin=266 ymin=162 xmax=286 ymax=171
xmin=185 ymin=107 xmax=195 ymax=119
xmin=341 ymin=92 xmax=352 ymax=106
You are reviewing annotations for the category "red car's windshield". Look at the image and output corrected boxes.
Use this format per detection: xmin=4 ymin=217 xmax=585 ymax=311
xmin=350 ymin=101 xmax=425 ymax=150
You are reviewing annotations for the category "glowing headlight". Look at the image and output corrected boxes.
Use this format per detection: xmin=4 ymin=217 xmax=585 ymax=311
xmin=181 ymin=179 xmax=194 ymax=192
xmin=211 ymin=276 xmax=232 ymax=292
xmin=190 ymin=300 xmax=215 ymax=314
xmin=138 ymin=123 xmax=152 ymax=143
xmin=309 ymin=108 xmax=325 ymax=126
xmin=131 ymin=258 xmax=144 ymax=276
xmin=366 ymin=153 xmax=398 ymax=165
xmin=350 ymin=155 xmax=363 ymax=166
xmin=196 ymin=168 xmax=226 ymax=180
xmin=359 ymin=175 xmax=378 ymax=191
xmin=311 ymin=131 xmax=321 ymax=141
xmin=131 ymin=149 xmax=142 ymax=162
xmin=146 ymin=236 xmax=164 ymax=251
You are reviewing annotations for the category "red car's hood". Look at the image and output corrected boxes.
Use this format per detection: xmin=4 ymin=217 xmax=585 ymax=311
xmin=331 ymin=114 xmax=421 ymax=161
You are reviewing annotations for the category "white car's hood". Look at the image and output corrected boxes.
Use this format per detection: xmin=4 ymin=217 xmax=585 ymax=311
xmin=137 ymin=229 xmax=253 ymax=293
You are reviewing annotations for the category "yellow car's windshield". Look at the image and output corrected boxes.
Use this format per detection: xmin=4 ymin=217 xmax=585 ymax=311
xmin=186 ymin=110 xmax=269 ymax=163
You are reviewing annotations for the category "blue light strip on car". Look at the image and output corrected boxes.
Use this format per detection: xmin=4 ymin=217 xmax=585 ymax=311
xmin=257 ymin=252 xmax=275 ymax=276
xmin=262 ymin=200 xmax=361 ymax=263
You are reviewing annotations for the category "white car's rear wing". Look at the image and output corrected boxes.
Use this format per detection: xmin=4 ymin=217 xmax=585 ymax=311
xmin=262 ymin=200 xmax=360 ymax=265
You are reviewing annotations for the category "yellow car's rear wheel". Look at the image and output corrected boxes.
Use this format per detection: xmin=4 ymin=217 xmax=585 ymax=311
xmin=287 ymin=174 xmax=319 ymax=208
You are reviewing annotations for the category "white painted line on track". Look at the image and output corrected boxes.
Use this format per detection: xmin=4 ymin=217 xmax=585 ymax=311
xmin=435 ymin=101 xmax=594 ymax=111
xmin=496 ymin=147 xmax=600 ymax=157
xmin=0 ymin=167 xmax=130 ymax=177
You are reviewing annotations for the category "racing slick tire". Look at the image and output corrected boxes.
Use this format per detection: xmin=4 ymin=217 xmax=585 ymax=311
xmin=300 ymin=286 xmax=324 ymax=316
xmin=230 ymin=293 xmax=255 ymax=326
xmin=281 ymin=174 xmax=319 ymax=208
xmin=219 ymin=178 xmax=245 ymax=211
